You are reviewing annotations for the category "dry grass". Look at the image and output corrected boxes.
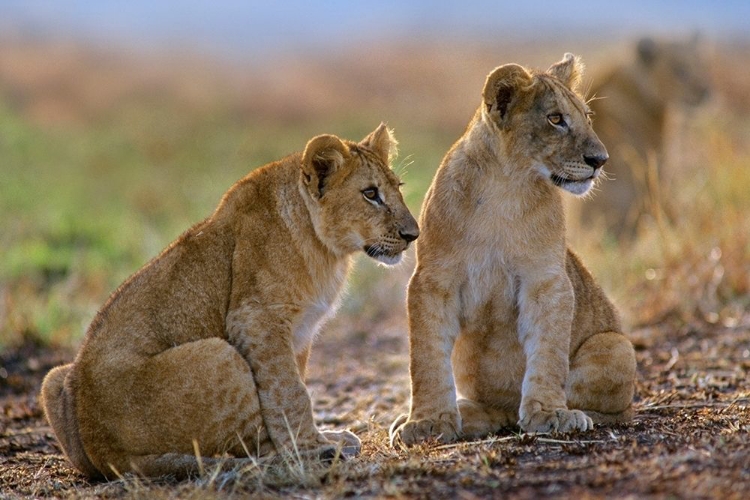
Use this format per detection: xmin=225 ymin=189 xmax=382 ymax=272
xmin=3 ymin=311 xmax=749 ymax=498
xmin=1 ymin=35 xmax=749 ymax=498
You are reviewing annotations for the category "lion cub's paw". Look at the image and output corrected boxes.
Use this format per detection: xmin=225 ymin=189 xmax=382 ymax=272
xmin=518 ymin=407 xmax=593 ymax=434
xmin=279 ymin=444 xmax=336 ymax=464
xmin=389 ymin=412 xmax=461 ymax=447
xmin=293 ymin=443 xmax=347 ymax=463
xmin=320 ymin=429 xmax=361 ymax=459
xmin=289 ymin=431 xmax=359 ymax=462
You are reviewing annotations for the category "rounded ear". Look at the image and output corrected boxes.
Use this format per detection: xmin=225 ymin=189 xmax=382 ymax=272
xmin=637 ymin=37 xmax=658 ymax=66
xmin=301 ymin=134 xmax=350 ymax=198
xmin=359 ymin=122 xmax=398 ymax=165
xmin=547 ymin=53 xmax=585 ymax=93
xmin=482 ymin=63 xmax=533 ymax=123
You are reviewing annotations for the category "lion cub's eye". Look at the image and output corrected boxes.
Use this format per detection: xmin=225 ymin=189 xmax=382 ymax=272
xmin=362 ymin=187 xmax=380 ymax=203
xmin=547 ymin=113 xmax=565 ymax=126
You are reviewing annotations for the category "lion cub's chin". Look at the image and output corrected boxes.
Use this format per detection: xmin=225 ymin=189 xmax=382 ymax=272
xmin=376 ymin=253 xmax=403 ymax=266
xmin=560 ymin=178 xmax=595 ymax=197
xmin=367 ymin=251 xmax=404 ymax=266
xmin=537 ymin=164 xmax=596 ymax=197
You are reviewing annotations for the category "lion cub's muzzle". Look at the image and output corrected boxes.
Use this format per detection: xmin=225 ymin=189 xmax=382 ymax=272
xmin=398 ymin=226 xmax=419 ymax=244
xmin=364 ymin=215 xmax=419 ymax=265
xmin=583 ymin=153 xmax=608 ymax=170
xmin=398 ymin=212 xmax=420 ymax=246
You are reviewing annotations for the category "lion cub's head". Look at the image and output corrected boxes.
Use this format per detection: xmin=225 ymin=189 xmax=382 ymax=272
xmin=481 ymin=53 xmax=608 ymax=197
xmin=300 ymin=124 xmax=418 ymax=265
xmin=635 ymin=36 xmax=709 ymax=107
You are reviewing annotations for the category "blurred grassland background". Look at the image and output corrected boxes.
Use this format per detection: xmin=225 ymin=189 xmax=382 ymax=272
xmin=1 ymin=1 xmax=750 ymax=350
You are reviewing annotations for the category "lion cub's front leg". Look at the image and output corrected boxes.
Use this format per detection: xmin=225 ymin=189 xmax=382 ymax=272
xmin=391 ymin=270 xmax=463 ymax=445
xmin=517 ymin=271 xmax=593 ymax=433
xmin=227 ymin=305 xmax=340 ymax=459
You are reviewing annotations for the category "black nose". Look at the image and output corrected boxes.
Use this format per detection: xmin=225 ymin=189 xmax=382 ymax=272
xmin=399 ymin=229 xmax=419 ymax=243
xmin=583 ymin=154 xmax=608 ymax=169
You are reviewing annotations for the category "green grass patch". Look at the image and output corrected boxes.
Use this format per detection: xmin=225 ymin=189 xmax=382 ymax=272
xmin=0 ymin=102 xmax=446 ymax=346
xmin=2 ymin=90 xmax=749 ymax=347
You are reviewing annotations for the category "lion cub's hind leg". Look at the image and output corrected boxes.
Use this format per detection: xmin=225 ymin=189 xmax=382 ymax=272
xmin=41 ymin=364 xmax=102 ymax=478
xmin=566 ymin=331 xmax=637 ymax=424
xmin=99 ymin=338 xmax=272 ymax=478
xmin=457 ymin=399 xmax=517 ymax=440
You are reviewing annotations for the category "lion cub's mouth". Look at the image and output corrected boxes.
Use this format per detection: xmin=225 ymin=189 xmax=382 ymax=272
xmin=550 ymin=173 xmax=595 ymax=186
xmin=364 ymin=245 xmax=404 ymax=266
xmin=549 ymin=172 xmax=598 ymax=196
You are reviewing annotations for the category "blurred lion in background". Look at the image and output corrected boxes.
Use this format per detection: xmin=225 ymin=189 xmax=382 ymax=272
xmin=571 ymin=35 xmax=710 ymax=239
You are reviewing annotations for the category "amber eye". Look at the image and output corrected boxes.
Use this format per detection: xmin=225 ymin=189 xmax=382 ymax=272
xmin=547 ymin=113 xmax=564 ymax=126
xmin=362 ymin=187 xmax=379 ymax=202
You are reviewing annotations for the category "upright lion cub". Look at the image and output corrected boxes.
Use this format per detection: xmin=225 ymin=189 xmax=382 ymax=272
xmin=41 ymin=124 xmax=419 ymax=479
xmin=391 ymin=55 xmax=636 ymax=446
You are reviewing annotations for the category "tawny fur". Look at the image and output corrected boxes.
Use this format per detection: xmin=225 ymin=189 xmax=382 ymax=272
xmin=572 ymin=36 xmax=709 ymax=238
xmin=390 ymin=54 xmax=636 ymax=447
xmin=40 ymin=124 xmax=419 ymax=479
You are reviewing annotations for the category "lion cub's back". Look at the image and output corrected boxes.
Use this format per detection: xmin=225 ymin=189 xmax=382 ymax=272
xmin=75 ymin=217 xmax=237 ymax=390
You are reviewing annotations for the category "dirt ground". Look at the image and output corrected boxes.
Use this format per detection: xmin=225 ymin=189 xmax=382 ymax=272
xmin=1 ymin=311 xmax=748 ymax=499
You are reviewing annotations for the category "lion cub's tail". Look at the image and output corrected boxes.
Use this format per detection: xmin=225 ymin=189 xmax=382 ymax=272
xmin=40 ymin=364 xmax=102 ymax=478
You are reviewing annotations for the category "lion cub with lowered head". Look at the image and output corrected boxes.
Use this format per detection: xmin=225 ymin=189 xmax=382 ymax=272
xmin=41 ymin=124 xmax=419 ymax=479
xmin=390 ymin=54 xmax=636 ymax=446
xmin=579 ymin=36 xmax=710 ymax=237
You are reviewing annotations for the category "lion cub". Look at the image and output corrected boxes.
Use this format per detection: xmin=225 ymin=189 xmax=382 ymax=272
xmin=391 ymin=54 xmax=636 ymax=446
xmin=579 ymin=36 xmax=710 ymax=237
xmin=41 ymin=124 xmax=419 ymax=479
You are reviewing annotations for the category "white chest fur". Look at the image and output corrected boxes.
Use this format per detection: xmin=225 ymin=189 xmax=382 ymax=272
xmin=291 ymin=262 xmax=348 ymax=353
xmin=459 ymin=244 xmax=517 ymax=326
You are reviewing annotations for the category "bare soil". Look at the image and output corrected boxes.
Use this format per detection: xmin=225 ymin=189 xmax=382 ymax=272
xmin=1 ymin=314 xmax=748 ymax=499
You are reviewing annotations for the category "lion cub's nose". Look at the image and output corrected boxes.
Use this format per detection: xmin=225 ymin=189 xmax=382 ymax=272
xmin=399 ymin=229 xmax=419 ymax=243
xmin=583 ymin=153 xmax=608 ymax=169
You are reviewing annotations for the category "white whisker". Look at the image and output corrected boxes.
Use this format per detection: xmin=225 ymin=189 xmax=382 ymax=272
xmin=394 ymin=154 xmax=415 ymax=178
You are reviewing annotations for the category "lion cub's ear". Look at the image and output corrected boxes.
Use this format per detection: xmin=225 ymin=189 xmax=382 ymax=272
xmin=637 ymin=38 xmax=658 ymax=66
xmin=547 ymin=53 xmax=585 ymax=93
xmin=482 ymin=63 xmax=533 ymax=124
xmin=301 ymin=134 xmax=351 ymax=199
xmin=359 ymin=123 xmax=398 ymax=165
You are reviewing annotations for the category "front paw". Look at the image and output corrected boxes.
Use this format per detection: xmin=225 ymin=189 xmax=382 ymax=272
xmin=389 ymin=412 xmax=461 ymax=446
xmin=320 ymin=429 xmax=361 ymax=459
xmin=279 ymin=432 xmax=341 ymax=462
xmin=518 ymin=405 xmax=593 ymax=434
xmin=287 ymin=443 xmax=337 ymax=463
